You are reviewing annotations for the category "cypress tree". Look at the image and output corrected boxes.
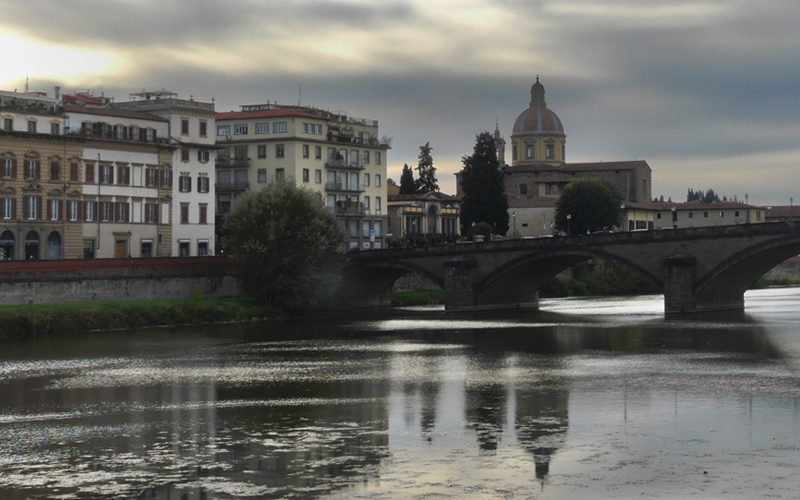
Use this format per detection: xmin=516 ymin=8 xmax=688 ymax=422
xmin=414 ymin=142 xmax=439 ymax=193
xmin=399 ymin=164 xmax=416 ymax=194
xmin=461 ymin=132 xmax=509 ymax=235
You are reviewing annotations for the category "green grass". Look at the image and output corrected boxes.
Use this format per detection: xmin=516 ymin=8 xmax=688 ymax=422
xmin=392 ymin=289 xmax=444 ymax=306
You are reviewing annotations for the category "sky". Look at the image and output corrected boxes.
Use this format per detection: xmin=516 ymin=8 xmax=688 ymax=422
xmin=2 ymin=0 xmax=799 ymax=206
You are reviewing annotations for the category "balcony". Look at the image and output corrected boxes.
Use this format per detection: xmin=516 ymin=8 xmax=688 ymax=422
xmin=215 ymin=181 xmax=250 ymax=191
xmin=329 ymin=206 xmax=366 ymax=216
xmin=324 ymin=159 xmax=364 ymax=170
xmin=216 ymin=158 xmax=250 ymax=168
xmin=325 ymin=182 xmax=365 ymax=193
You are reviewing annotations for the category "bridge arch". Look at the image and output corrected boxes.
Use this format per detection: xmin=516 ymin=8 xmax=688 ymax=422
xmin=343 ymin=260 xmax=444 ymax=307
xmin=694 ymin=234 xmax=800 ymax=309
xmin=474 ymin=248 xmax=664 ymax=308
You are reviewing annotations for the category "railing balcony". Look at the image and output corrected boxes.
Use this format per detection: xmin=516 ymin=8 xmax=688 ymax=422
xmin=215 ymin=181 xmax=250 ymax=191
xmin=324 ymin=159 xmax=364 ymax=170
xmin=325 ymin=182 xmax=366 ymax=193
xmin=329 ymin=206 xmax=366 ymax=216
xmin=216 ymin=158 xmax=250 ymax=168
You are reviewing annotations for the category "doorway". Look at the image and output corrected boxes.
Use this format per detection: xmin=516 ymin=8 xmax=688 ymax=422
xmin=24 ymin=231 xmax=39 ymax=260
xmin=115 ymin=239 xmax=126 ymax=258
xmin=46 ymin=232 xmax=61 ymax=259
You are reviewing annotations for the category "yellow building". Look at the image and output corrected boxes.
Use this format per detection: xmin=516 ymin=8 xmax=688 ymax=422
xmin=215 ymin=104 xmax=391 ymax=249
xmin=621 ymin=201 xmax=765 ymax=231
xmin=387 ymin=191 xmax=461 ymax=243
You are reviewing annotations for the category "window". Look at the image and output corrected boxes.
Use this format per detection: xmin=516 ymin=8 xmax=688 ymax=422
xmin=376 ymin=174 xmax=381 ymax=187
xmin=24 ymin=159 xmax=39 ymax=180
xmin=316 ymin=124 xmax=322 ymax=135
xmin=526 ymin=145 xmax=534 ymax=159
xmin=217 ymin=125 xmax=231 ymax=136
xmin=146 ymin=128 xmax=155 ymax=142
xmin=315 ymin=169 xmax=322 ymax=183
xmin=364 ymin=196 xmax=370 ymax=213
xmin=198 ymin=150 xmax=209 ymax=163
xmin=179 ymin=241 xmax=190 ymax=256
xmin=70 ymin=162 xmax=79 ymax=182
xmin=512 ymin=145 xmax=517 ymax=161
xmin=234 ymin=124 xmax=248 ymax=135
xmin=179 ymin=175 xmax=191 ymax=192
xmin=199 ymin=121 xmax=207 ymax=137
xmin=376 ymin=196 xmax=382 ymax=214
xmin=519 ymin=183 xmax=527 ymax=195
xmin=364 ymin=173 xmax=370 ymax=187
xmin=734 ymin=211 xmax=740 ymax=217
xmin=180 ymin=203 xmax=189 ymax=224
xmin=276 ymin=144 xmax=285 ymax=158
xmin=258 ymin=169 xmax=267 ymax=183
xmin=117 ymin=202 xmax=127 ymax=222
xmin=688 ymin=212 xmax=694 ymax=218
xmin=276 ymin=168 xmax=284 ymax=180
xmin=3 ymin=118 xmax=12 ymax=131
xmin=101 ymin=201 xmax=111 ymax=222
xmin=656 ymin=213 xmax=662 ymax=219
xmin=117 ymin=165 xmax=130 ymax=185
xmin=100 ymin=164 xmax=113 ymax=184
xmin=375 ymin=152 xmax=381 ymax=165
xmin=757 ymin=211 xmax=762 ymax=221
xmin=199 ymin=204 xmax=207 ymax=224
xmin=146 ymin=168 xmax=158 ymax=187
xmin=3 ymin=158 xmax=12 ymax=178
xmin=27 ymin=121 xmax=36 ymax=133
xmin=49 ymin=200 xmax=59 ymax=221
xmin=141 ymin=241 xmax=152 ymax=258
xmin=85 ymin=201 xmax=95 ymax=222
xmin=25 ymin=196 xmax=38 ymax=220
xmin=313 ymin=146 xmax=321 ymax=160
xmin=350 ymin=149 xmax=358 ymax=166
xmin=51 ymin=123 xmax=60 ymax=135
xmin=704 ymin=211 xmax=709 ymax=218
xmin=303 ymin=145 xmax=309 ymax=158
xmin=3 ymin=198 xmax=12 ymax=219
xmin=50 ymin=160 xmax=60 ymax=181
xmin=546 ymin=144 xmax=554 ymax=159
xmin=181 ymin=119 xmax=189 ymax=135
xmin=364 ymin=151 xmax=370 ymax=164
xmin=146 ymin=203 xmax=157 ymax=224
xmin=274 ymin=122 xmax=287 ymax=133
xmin=162 ymin=170 xmax=172 ymax=188
xmin=303 ymin=168 xmax=309 ymax=182
xmin=198 ymin=241 xmax=208 ymax=256
xmin=302 ymin=123 xmax=309 ymax=133
xmin=198 ymin=177 xmax=209 ymax=193
xmin=69 ymin=200 xmax=79 ymax=221
xmin=84 ymin=239 xmax=95 ymax=259
xmin=256 ymin=123 xmax=269 ymax=134
xmin=257 ymin=145 xmax=267 ymax=158
xmin=719 ymin=211 xmax=724 ymax=218
xmin=181 ymin=149 xmax=190 ymax=162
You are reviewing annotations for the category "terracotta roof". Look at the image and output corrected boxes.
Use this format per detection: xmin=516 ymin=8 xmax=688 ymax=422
xmin=64 ymin=103 xmax=168 ymax=122
xmin=513 ymin=104 xmax=564 ymax=134
xmin=765 ymin=206 xmax=800 ymax=218
xmin=63 ymin=94 xmax=105 ymax=105
xmin=216 ymin=108 xmax=329 ymax=121
xmin=506 ymin=160 xmax=651 ymax=173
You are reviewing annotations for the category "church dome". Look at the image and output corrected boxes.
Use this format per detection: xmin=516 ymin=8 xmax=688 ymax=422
xmin=513 ymin=77 xmax=564 ymax=134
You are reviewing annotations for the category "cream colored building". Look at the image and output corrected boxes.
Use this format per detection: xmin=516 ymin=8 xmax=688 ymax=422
xmin=387 ymin=191 xmax=461 ymax=243
xmin=621 ymin=201 xmax=766 ymax=231
xmin=215 ymin=104 xmax=390 ymax=250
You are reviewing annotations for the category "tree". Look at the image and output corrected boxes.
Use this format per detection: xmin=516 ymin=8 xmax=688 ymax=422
xmin=415 ymin=142 xmax=439 ymax=193
xmin=554 ymin=178 xmax=621 ymax=235
xmin=461 ymin=132 xmax=509 ymax=235
xmin=225 ymin=179 xmax=345 ymax=312
xmin=399 ymin=163 xmax=416 ymax=194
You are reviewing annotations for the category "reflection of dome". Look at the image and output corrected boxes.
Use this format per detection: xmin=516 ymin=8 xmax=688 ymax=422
xmin=513 ymin=77 xmax=564 ymax=135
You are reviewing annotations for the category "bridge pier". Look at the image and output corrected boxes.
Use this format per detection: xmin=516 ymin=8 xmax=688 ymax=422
xmin=443 ymin=258 xmax=478 ymax=310
xmin=663 ymin=253 xmax=744 ymax=314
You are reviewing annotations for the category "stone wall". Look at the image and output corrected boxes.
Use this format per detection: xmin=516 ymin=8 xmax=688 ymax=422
xmin=762 ymin=257 xmax=800 ymax=281
xmin=0 ymin=256 xmax=238 ymax=305
xmin=392 ymin=271 xmax=441 ymax=293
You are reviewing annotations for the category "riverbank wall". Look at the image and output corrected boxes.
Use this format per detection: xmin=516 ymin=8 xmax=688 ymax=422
xmin=0 ymin=257 xmax=238 ymax=305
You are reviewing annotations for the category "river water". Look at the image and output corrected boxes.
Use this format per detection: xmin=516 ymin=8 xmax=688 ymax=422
xmin=2 ymin=289 xmax=800 ymax=499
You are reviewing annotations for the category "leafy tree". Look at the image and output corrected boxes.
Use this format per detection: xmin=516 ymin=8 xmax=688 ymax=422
xmin=554 ymin=178 xmax=621 ymax=235
xmin=461 ymin=132 xmax=509 ymax=235
xmin=225 ymin=179 xmax=345 ymax=312
xmin=415 ymin=142 xmax=439 ymax=193
xmin=399 ymin=163 xmax=416 ymax=195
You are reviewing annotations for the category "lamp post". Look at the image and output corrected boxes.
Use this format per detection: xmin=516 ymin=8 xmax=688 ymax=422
xmin=471 ymin=221 xmax=476 ymax=241
xmin=745 ymin=194 xmax=750 ymax=223
xmin=566 ymin=214 xmax=571 ymax=235
xmin=412 ymin=219 xmax=417 ymax=246
xmin=512 ymin=212 xmax=516 ymax=239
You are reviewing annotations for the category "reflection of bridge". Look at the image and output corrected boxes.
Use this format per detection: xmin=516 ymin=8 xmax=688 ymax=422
xmin=345 ymin=222 xmax=800 ymax=314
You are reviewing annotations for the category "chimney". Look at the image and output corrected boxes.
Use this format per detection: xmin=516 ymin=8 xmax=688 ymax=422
xmin=54 ymin=85 xmax=61 ymax=100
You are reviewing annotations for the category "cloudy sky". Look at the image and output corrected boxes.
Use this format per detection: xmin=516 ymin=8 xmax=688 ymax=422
xmin=2 ymin=0 xmax=799 ymax=205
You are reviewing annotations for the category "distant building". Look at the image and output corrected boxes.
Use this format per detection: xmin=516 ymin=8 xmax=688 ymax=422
xmin=621 ymin=201 xmax=766 ymax=231
xmin=765 ymin=205 xmax=800 ymax=223
xmin=456 ymin=78 xmax=652 ymax=237
xmin=215 ymin=103 xmax=390 ymax=250
xmin=387 ymin=191 xmax=461 ymax=242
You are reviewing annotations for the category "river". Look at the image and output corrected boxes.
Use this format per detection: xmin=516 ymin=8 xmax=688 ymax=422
xmin=2 ymin=289 xmax=800 ymax=499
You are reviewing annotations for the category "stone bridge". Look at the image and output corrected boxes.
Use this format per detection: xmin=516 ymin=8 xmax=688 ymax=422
xmin=344 ymin=222 xmax=800 ymax=314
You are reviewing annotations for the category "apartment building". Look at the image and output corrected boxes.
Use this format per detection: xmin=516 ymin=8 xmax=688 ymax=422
xmin=215 ymin=103 xmax=390 ymax=249
xmin=110 ymin=91 xmax=217 ymax=256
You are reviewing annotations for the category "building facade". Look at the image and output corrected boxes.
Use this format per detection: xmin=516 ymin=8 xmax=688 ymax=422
xmin=110 ymin=91 xmax=217 ymax=256
xmin=387 ymin=191 xmax=461 ymax=243
xmin=215 ymin=103 xmax=390 ymax=250
xmin=622 ymin=201 xmax=766 ymax=231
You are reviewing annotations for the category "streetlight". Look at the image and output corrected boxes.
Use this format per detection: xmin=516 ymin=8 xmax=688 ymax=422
xmin=791 ymin=197 xmax=794 ymax=220
xmin=512 ymin=212 xmax=517 ymax=239
xmin=566 ymin=214 xmax=571 ymax=235
xmin=471 ymin=221 xmax=476 ymax=241
xmin=412 ymin=219 xmax=417 ymax=246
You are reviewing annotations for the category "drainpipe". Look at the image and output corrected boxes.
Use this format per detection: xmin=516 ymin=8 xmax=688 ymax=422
xmin=97 ymin=153 xmax=101 ymax=254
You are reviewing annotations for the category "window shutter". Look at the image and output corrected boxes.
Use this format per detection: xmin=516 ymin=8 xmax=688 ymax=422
xmin=11 ymin=159 xmax=16 ymax=179
xmin=24 ymin=160 xmax=30 ymax=180
xmin=37 ymin=196 xmax=43 ymax=220
xmin=58 ymin=200 xmax=63 ymax=221
xmin=11 ymin=198 xmax=16 ymax=220
xmin=22 ymin=196 xmax=29 ymax=218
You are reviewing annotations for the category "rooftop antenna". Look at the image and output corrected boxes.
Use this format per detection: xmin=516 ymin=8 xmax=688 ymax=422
xmin=297 ymin=84 xmax=302 ymax=106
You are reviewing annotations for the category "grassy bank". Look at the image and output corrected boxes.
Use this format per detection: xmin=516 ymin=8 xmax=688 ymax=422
xmin=392 ymin=289 xmax=445 ymax=306
xmin=0 ymin=298 xmax=281 ymax=337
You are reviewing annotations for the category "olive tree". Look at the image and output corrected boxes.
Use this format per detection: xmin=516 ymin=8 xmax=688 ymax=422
xmin=225 ymin=179 xmax=345 ymax=311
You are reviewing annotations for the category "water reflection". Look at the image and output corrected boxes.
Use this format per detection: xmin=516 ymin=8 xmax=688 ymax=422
xmin=1 ymin=290 xmax=800 ymax=498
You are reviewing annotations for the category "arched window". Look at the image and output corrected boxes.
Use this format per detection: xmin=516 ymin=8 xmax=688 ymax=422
xmin=25 ymin=230 xmax=39 ymax=260
xmin=0 ymin=230 xmax=14 ymax=260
